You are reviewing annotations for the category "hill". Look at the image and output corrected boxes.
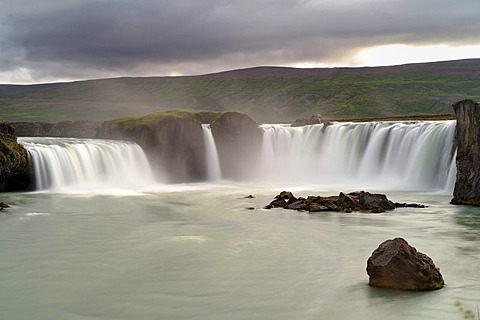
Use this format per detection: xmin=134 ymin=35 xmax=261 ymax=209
xmin=1 ymin=59 xmax=479 ymax=123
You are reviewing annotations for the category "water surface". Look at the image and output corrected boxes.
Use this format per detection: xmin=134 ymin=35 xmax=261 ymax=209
xmin=0 ymin=184 xmax=478 ymax=320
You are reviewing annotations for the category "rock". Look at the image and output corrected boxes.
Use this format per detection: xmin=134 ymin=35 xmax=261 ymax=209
xmin=337 ymin=192 xmax=359 ymax=211
xmin=308 ymin=203 xmax=330 ymax=212
xmin=278 ymin=191 xmax=297 ymax=203
xmin=210 ymin=112 xmax=263 ymax=180
xmin=266 ymin=191 xmax=298 ymax=208
xmin=366 ymin=238 xmax=444 ymax=290
xmin=451 ymin=99 xmax=480 ymax=206
xmin=394 ymin=202 xmax=427 ymax=208
xmin=0 ymin=122 xmax=30 ymax=191
xmin=285 ymin=199 xmax=308 ymax=211
xmin=359 ymin=191 xmax=396 ymax=211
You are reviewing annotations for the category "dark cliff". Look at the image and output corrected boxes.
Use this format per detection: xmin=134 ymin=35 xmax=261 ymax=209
xmin=451 ymin=99 xmax=480 ymax=205
xmin=0 ymin=122 xmax=30 ymax=191
xmin=210 ymin=112 xmax=263 ymax=180
xmin=96 ymin=111 xmax=208 ymax=183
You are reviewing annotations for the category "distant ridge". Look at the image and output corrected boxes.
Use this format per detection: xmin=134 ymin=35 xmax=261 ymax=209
xmin=0 ymin=58 xmax=479 ymax=123
xmin=210 ymin=58 xmax=480 ymax=77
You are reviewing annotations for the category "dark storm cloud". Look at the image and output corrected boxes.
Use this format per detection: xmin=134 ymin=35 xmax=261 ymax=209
xmin=1 ymin=0 xmax=480 ymax=82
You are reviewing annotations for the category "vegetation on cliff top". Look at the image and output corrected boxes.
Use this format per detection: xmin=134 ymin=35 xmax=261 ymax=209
xmin=104 ymin=110 xmax=222 ymax=132
xmin=1 ymin=59 xmax=479 ymax=123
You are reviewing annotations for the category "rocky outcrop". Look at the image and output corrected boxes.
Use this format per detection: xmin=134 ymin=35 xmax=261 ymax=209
xmin=96 ymin=111 xmax=207 ymax=183
xmin=291 ymin=114 xmax=331 ymax=127
xmin=0 ymin=122 xmax=30 ymax=191
xmin=192 ymin=111 xmax=223 ymax=124
xmin=13 ymin=121 xmax=99 ymax=138
xmin=265 ymin=191 xmax=426 ymax=213
xmin=366 ymin=238 xmax=444 ymax=290
xmin=210 ymin=112 xmax=263 ymax=180
xmin=451 ymin=99 xmax=480 ymax=206
xmin=0 ymin=201 xmax=9 ymax=210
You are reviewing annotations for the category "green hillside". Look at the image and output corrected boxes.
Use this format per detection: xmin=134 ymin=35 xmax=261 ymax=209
xmin=1 ymin=59 xmax=479 ymax=123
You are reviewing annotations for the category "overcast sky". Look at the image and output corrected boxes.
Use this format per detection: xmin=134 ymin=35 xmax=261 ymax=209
xmin=1 ymin=0 xmax=480 ymax=84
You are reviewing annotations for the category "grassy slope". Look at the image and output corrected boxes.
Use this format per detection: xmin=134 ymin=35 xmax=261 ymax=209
xmin=0 ymin=59 xmax=479 ymax=123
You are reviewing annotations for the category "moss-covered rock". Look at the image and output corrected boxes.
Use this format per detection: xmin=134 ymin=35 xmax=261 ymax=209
xmin=0 ymin=122 xmax=30 ymax=191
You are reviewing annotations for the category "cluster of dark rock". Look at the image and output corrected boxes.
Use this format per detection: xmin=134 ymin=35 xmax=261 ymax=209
xmin=0 ymin=201 xmax=9 ymax=211
xmin=265 ymin=191 xmax=426 ymax=213
xmin=367 ymin=237 xmax=444 ymax=290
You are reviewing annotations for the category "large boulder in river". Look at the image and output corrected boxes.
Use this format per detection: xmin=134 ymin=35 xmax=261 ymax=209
xmin=451 ymin=99 xmax=480 ymax=206
xmin=96 ymin=111 xmax=207 ymax=182
xmin=210 ymin=112 xmax=263 ymax=180
xmin=366 ymin=238 xmax=444 ymax=290
xmin=0 ymin=122 xmax=30 ymax=191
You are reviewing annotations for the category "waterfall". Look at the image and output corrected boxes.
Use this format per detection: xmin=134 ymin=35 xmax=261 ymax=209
xmin=19 ymin=121 xmax=457 ymax=193
xmin=260 ymin=121 xmax=456 ymax=192
xmin=202 ymin=124 xmax=222 ymax=181
xmin=19 ymin=137 xmax=155 ymax=192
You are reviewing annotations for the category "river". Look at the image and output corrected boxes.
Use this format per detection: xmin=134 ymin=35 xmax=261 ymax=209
xmin=0 ymin=183 xmax=479 ymax=319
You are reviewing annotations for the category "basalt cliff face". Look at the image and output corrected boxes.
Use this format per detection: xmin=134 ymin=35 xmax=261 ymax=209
xmin=96 ymin=111 xmax=209 ymax=183
xmin=0 ymin=122 xmax=30 ymax=191
xmin=96 ymin=111 xmax=261 ymax=182
xmin=210 ymin=112 xmax=263 ymax=180
xmin=451 ymin=99 xmax=480 ymax=205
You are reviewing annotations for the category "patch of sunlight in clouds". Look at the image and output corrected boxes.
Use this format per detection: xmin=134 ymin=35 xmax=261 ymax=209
xmin=358 ymin=44 xmax=480 ymax=67
xmin=291 ymin=44 xmax=480 ymax=69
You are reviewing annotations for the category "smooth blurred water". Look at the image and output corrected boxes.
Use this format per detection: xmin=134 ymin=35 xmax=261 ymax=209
xmin=260 ymin=121 xmax=456 ymax=192
xmin=0 ymin=183 xmax=478 ymax=320
xmin=19 ymin=137 xmax=154 ymax=192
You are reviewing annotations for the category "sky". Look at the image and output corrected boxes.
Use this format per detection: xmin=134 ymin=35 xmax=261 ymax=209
xmin=1 ymin=0 xmax=480 ymax=84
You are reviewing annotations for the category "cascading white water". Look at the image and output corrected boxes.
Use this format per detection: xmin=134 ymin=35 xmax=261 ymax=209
xmin=19 ymin=137 xmax=155 ymax=192
xmin=202 ymin=124 xmax=222 ymax=181
xmin=260 ymin=121 xmax=456 ymax=192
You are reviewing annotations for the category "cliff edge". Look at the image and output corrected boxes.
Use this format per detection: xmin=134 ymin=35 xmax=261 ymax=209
xmin=0 ymin=122 xmax=30 ymax=191
xmin=451 ymin=99 xmax=480 ymax=205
